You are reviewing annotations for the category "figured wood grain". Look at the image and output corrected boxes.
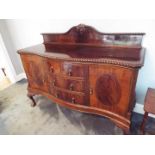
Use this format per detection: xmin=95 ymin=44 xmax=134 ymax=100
xmin=95 ymin=73 xmax=121 ymax=106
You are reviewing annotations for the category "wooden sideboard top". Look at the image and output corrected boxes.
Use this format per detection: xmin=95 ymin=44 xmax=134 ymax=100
xmin=18 ymin=24 xmax=146 ymax=68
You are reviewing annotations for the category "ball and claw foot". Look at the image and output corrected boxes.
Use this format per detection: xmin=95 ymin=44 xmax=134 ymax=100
xmin=27 ymin=94 xmax=36 ymax=107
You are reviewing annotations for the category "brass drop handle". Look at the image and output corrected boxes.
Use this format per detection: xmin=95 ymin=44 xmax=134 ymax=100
xmin=69 ymin=83 xmax=74 ymax=91
xmin=68 ymin=69 xmax=72 ymax=76
xmin=52 ymin=79 xmax=56 ymax=86
xmin=50 ymin=66 xmax=54 ymax=73
xmin=71 ymin=97 xmax=75 ymax=103
xmin=89 ymin=88 xmax=93 ymax=95
xmin=55 ymin=93 xmax=58 ymax=98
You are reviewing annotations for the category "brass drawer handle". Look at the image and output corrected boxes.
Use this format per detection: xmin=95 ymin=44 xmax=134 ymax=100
xmin=50 ymin=66 xmax=54 ymax=73
xmin=52 ymin=79 xmax=56 ymax=86
xmin=55 ymin=93 xmax=59 ymax=98
xmin=68 ymin=69 xmax=72 ymax=76
xmin=69 ymin=83 xmax=74 ymax=91
xmin=89 ymin=88 xmax=93 ymax=95
xmin=71 ymin=97 xmax=75 ymax=103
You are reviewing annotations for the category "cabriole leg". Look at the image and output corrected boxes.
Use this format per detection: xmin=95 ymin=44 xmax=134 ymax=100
xmin=27 ymin=93 xmax=36 ymax=107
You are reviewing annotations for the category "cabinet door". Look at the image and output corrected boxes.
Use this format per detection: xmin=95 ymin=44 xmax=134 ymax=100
xmin=89 ymin=64 xmax=137 ymax=116
xmin=21 ymin=54 xmax=48 ymax=92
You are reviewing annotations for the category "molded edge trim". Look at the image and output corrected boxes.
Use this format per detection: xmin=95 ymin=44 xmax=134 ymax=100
xmin=18 ymin=51 xmax=144 ymax=68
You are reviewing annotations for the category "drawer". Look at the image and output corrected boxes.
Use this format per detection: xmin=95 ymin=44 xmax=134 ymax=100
xmin=61 ymin=62 xmax=87 ymax=77
xmin=46 ymin=58 xmax=60 ymax=74
xmin=51 ymin=76 xmax=85 ymax=93
xmin=54 ymin=89 xmax=85 ymax=105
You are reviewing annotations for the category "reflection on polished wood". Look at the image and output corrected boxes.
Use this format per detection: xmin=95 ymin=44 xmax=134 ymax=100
xmin=18 ymin=24 xmax=145 ymax=134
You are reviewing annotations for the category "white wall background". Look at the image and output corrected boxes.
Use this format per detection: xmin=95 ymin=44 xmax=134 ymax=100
xmin=1 ymin=19 xmax=155 ymax=104
xmin=0 ymin=33 xmax=17 ymax=82
xmin=0 ymin=20 xmax=23 ymax=76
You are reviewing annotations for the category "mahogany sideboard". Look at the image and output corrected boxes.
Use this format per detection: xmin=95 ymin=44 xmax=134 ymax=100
xmin=18 ymin=24 xmax=145 ymax=134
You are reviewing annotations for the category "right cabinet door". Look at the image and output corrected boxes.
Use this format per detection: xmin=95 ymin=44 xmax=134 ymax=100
xmin=89 ymin=64 xmax=137 ymax=116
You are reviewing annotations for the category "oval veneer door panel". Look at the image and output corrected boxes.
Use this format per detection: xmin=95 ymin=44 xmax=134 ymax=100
xmin=89 ymin=64 xmax=136 ymax=116
xmin=95 ymin=73 xmax=121 ymax=106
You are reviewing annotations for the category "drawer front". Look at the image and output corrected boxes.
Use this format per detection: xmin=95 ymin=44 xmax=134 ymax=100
xmin=51 ymin=76 xmax=85 ymax=93
xmin=46 ymin=58 xmax=60 ymax=75
xmin=54 ymin=89 xmax=85 ymax=105
xmin=61 ymin=62 xmax=86 ymax=77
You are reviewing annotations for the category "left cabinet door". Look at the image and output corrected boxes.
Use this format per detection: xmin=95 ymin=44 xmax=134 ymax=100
xmin=20 ymin=54 xmax=48 ymax=92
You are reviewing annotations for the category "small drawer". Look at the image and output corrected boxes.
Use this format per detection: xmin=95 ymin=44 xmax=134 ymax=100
xmin=61 ymin=62 xmax=86 ymax=77
xmin=54 ymin=89 xmax=85 ymax=105
xmin=51 ymin=76 xmax=85 ymax=93
xmin=46 ymin=58 xmax=60 ymax=74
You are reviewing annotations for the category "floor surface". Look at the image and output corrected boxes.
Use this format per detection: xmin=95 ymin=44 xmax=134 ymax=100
xmin=0 ymin=77 xmax=11 ymax=91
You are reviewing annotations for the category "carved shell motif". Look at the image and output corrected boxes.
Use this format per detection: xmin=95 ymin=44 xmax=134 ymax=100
xmin=76 ymin=24 xmax=87 ymax=34
xmin=95 ymin=73 xmax=121 ymax=106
